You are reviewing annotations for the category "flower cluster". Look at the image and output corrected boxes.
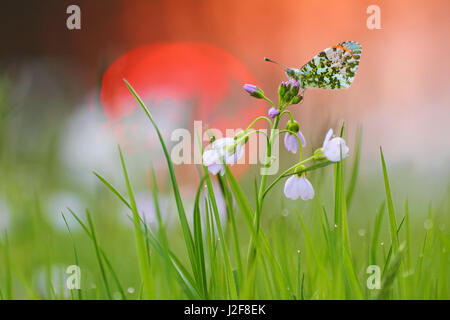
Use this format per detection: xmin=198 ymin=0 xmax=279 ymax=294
xmin=278 ymin=79 xmax=303 ymax=106
xmin=202 ymin=137 xmax=244 ymax=176
xmin=202 ymin=78 xmax=350 ymax=203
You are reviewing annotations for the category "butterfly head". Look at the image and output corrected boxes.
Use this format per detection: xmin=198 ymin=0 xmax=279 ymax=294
xmin=286 ymin=68 xmax=304 ymax=89
xmin=265 ymin=58 xmax=303 ymax=85
xmin=286 ymin=68 xmax=299 ymax=79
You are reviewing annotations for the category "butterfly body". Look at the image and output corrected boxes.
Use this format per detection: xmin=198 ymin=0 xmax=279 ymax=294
xmin=268 ymin=41 xmax=362 ymax=90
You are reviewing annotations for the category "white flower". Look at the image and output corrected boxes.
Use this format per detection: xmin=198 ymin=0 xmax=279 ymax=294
xmin=322 ymin=128 xmax=349 ymax=162
xmin=284 ymin=176 xmax=315 ymax=200
xmin=202 ymin=138 xmax=244 ymax=176
xmin=284 ymin=130 xmax=306 ymax=154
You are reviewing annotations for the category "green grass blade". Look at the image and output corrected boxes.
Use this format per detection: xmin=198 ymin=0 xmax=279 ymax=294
xmin=218 ymin=175 xmax=244 ymax=288
xmin=296 ymin=210 xmax=330 ymax=283
xmin=193 ymin=176 xmax=208 ymax=298
xmin=370 ymin=202 xmax=385 ymax=265
xmin=376 ymin=243 xmax=405 ymax=299
xmin=225 ymin=169 xmax=256 ymax=238
xmin=85 ymin=210 xmax=113 ymax=299
xmin=67 ymin=208 xmax=126 ymax=299
xmin=93 ymin=171 xmax=131 ymax=209
xmin=225 ymin=168 xmax=288 ymax=298
xmin=380 ymin=147 xmax=399 ymax=252
xmin=123 ymin=79 xmax=197 ymax=280
xmin=135 ymin=215 xmax=201 ymax=299
xmin=2 ymin=231 xmax=12 ymax=300
xmin=346 ymin=126 xmax=362 ymax=208
xmin=118 ymin=147 xmax=153 ymax=299
xmin=404 ymin=199 xmax=411 ymax=269
xmin=61 ymin=213 xmax=82 ymax=300
xmin=203 ymin=167 xmax=236 ymax=298
xmin=150 ymin=165 xmax=177 ymax=293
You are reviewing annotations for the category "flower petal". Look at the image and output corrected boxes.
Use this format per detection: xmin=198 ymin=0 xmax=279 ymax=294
xmin=297 ymin=130 xmax=307 ymax=147
xmin=284 ymin=176 xmax=301 ymax=200
xmin=225 ymin=143 xmax=244 ymax=165
xmin=284 ymin=133 xmax=298 ymax=154
xmin=268 ymin=107 xmax=279 ymax=118
xmin=284 ymin=176 xmax=315 ymax=201
xmin=298 ymin=177 xmax=314 ymax=200
xmin=323 ymin=128 xmax=333 ymax=148
xmin=323 ymin=137 xmax=349 ymax=162
xmin=207 ymin=163 xmax=224 ymax=175
xmin=204 ymin=137 xmax=245 ymax=175
xmin=243 ymin=84 xmax=258 ymax=94
xmin=202 ymin=149 xmax=219 ymax=166
xmin=212 ymin=137 xmax=234 ymax=149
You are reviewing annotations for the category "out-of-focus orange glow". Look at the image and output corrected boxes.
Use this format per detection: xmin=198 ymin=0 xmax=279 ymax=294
xmin=100 ymin=42 xmax=265 ymax=132
xmin=100 ymin=42 xmax=268 ymax=180
xmin=2 ymin=0 xmax=449 ymax=176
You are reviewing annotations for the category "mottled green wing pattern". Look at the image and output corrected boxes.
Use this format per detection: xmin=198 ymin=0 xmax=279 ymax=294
xmin=299 ymin=41 xmax=362 ymax=89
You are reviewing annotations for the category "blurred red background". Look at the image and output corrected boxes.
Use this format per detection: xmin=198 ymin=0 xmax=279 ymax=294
xmin=1 ymin=0 xmax=449 ymax=182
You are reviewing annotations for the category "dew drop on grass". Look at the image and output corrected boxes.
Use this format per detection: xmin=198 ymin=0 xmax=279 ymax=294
xmin=282 ymin=209 xmax=289 ymax=217
xmin=334 ymin=224 xmax=338 ymax=228
xmin=113 ymin=292 xmax=122 ymax=300
xmin=358 ymin=229 xmax=366 ymax=237
xmin=380 ymin=242 xmax=384 ymax=246
xmin=127 ymin=287 xmax=135 ymax=294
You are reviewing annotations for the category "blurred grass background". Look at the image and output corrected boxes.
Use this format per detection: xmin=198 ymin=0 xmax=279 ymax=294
xmin=0 ymin=77 xmax=448 ymax=299
xmin=0 ymin=0 xmax=449 ymax=299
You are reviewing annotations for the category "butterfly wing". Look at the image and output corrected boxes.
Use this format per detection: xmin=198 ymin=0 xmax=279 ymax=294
xmin=299 ymin=41 xmax=362 ymax=89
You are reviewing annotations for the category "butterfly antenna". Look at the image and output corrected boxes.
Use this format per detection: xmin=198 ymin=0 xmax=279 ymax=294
xmin=264 ymin=57 xmax=288 ymax=68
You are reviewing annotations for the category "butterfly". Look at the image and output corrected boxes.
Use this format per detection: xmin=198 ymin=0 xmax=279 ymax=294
xmin=265 ymin=41 xmax=362 ymax=90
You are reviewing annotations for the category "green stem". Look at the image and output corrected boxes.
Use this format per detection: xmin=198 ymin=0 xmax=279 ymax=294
xmin=263 ymin=96 xmax=277 ymax=109
xmin=274 ymin=129 xmax=304 ymax=162
xmin=245 ymin=116 xmax=273 ymax=131
xmin=280 ymin=110 xmax=294 ymax=122
xmin=262 ymin=156 xmax=315 ymax=199
xmin=257 ymin=116 xmax=280 ymax=212
xmin=246 ymin=115 xmax=280 ymax=271
xmin=234 ymin=129 xmax=269 ymax=147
